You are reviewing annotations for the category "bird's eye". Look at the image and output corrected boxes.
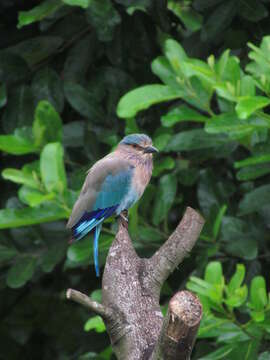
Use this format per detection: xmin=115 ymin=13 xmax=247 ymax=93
xmin=132 ymin=144 xmax=139 ymax=149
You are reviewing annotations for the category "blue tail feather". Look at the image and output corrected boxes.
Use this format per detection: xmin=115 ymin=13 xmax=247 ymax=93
xmin=94 ymin=223 xmax=102 ymax=277
xmin=71 ymin=205 xmax=117 ymax=241
xmin=70 ymin=205 xmax=118 ymax=276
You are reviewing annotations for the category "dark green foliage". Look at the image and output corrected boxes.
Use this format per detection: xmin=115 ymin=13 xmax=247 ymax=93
xmin=1 ymin=0 xmax=270 ymax=359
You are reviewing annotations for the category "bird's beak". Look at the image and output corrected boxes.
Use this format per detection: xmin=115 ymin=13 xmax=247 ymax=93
xmin=144 ymin=145 xmax=159 ymax=154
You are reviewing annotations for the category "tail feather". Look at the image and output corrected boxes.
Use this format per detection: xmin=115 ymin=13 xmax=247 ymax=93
xmin=94 ymin=223 xmax=102 ymax=277
xmin=69 ymin=205 xmax=118 ymax=277
xmin=71 ymin=205 xmax=117 ymax=241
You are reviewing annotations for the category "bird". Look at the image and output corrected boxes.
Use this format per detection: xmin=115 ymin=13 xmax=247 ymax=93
xmin=67 ymin=133 xmax=158 ymax=277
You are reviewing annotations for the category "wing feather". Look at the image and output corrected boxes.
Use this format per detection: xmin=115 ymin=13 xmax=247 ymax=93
xmin=67 ymin=156 xmax=133 ymax=228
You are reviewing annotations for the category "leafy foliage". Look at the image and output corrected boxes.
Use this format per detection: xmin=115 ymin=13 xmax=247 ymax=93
xmin=1 ymin=0 xmax=270 ymax=359
xmin=187 ymin=262 xmax=270 ymax=359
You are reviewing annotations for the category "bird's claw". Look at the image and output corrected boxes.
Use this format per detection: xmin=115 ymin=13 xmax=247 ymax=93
xmin=119 ymin=211 xmax=129 ymax=229
xmin=120 ymin=213 xmax=128 ymax=223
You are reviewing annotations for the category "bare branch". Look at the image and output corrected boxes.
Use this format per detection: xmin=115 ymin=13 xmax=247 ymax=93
xmin=66 ymin=207 xmax=204 ymax=359
xmin=150 ymin=291 xmax=202 ymax=360
xmin=147 ymin=207 xmax=204 ymax=291
xmin=66 ymin=288 xmax=113 ymax=320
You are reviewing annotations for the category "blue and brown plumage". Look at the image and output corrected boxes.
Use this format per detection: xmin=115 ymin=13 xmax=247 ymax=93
xmin=67 ymin=134 xmax=158 ymax=276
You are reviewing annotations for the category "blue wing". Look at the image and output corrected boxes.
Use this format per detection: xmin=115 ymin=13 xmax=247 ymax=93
xmin=71 ymin=167 xmax=134 ymax=241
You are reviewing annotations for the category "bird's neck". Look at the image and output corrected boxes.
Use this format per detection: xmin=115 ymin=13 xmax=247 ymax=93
xmin=115 ymin=147 xmax=152 ymax=168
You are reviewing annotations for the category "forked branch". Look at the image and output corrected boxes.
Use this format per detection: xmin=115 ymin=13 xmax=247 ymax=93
xmin=66 ymin=207 xmax=205 ymax=360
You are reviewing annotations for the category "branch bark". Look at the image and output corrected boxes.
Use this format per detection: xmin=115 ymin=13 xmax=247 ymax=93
xmin=150 ymin=291 xmax=202 ymax=360
xmin=66 ymin=207 xmax=205 ymax=360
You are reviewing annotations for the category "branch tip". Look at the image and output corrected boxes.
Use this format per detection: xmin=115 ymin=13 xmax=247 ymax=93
xmin=66 ymin=288 xmax=112 ymax=320
xmin=150 ymin=290 xmax=202 ymax=360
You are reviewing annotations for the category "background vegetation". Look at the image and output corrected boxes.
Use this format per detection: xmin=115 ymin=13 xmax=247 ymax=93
xmin=1 ymin=0 xmax=270 ymax=359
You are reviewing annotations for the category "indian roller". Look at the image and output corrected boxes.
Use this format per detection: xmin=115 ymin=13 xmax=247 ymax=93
xmin=67 ymin=133 xmax=158 ymax=277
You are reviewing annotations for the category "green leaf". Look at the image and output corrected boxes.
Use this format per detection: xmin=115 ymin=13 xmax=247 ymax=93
xmin=161 ymin=105 xmax=208 ymax=127
xmin=64 ymin=82 xmax=104 ymax=120
xmin=117 ymin=84 xmax=183 ymax=119
xmin=163 ymin=38 xmax=188 ymax=76
xmin=228 ymin=264 xmax=245 ymax=293
xmin=205 ymin=262 xmax=223 ymax=285
xmin=221 ymin=217 xmax=258 ymax=260
xmin=205 ymin=113 xmax=255 ymax=139
xmin=235 ymin=154 xmax=270 ymax=168
xmin=166 ymin=129 xmax=231 ymax=151
xmin=41 ymin=243 xmax=66 ymax=273
xmin=0 ymin=83 xmax=7 ymax=108
xmin=238 ymin=185 xmax=270 ymax=215
xmin=18 ymin=0 xmax=63 ymax=28
xmin=2 ymin=85 xmax=35 ymax=133
xmin=0 ymin=52 xmax=30 ymax=85
xmin=90 ymin=289 xmax=102 ymax=302
xmin=67 ymin=234 xmax=114 ymax=263
xmin=33 ymin=101 xmax=62 ymax=147
xmin=152 ymin=174 xmax=177 ymax=225
xmin=198 ymin=344 xmax=234 ymax=360
xmin=186 ymin=276 xmax=213 ymax=298
xmin=40 ymin=143 xmax=67 ymax=194
xmin=84 ymin=316 xmax=106 ymax=333
xmin=224 ymin=339 xmax=260 ymax=359
xmin=2 ymin=168 xmax=40 ymax=189
xmin=7 ymin=36 xmax=63 ymax=68
xmin=247 ymin=37 xmax=270 ymax=92
xmin=63 ymin=33 xmax=96 ymax=83
xmin=238 ymin=0 xmax=268 ymax=22
xmin=236 ymin=96 xmax=270 ymax=120
xmin=153 ymin=133 xmax=171 ymax=151
xmin=153 ymin=157 xmax=175 ymax=177
xmin=250 ymin=276 xmax=268 ymax=311
xmin=0 ymin=132 xmax=37 ymax=155
xmin=198 ymin=169 xmax=235 ymax=218
xmin=6 ymin=256 xmax=37 ymax=288
xmin=151 ymin=56 xmax=182 ymax=90
xmin=86 ymin=0 xmax=121 ymax=42
xmin=182 ymin=58 xmax=215 ymax=86
xmin=212 ymin=205 xmax=227 ymax=239
xmin=240 ymin=75 xmax=256 ymax=97
xmin=224 ymin=285 xmax=248 ymax=307
xmin=198 ymin=315 xmax=231 ymax=338
xmin=0 ymin=204 xmax=68 ymax=229
xmin=183 ymin=76 xmax=213 ymax=111
xmin=18 ymin=186 xmax=55 ymax=207
xmin=62 ymin=0 xmax=91 ymax=8
xmin=32 ymin=67 xmax=64 ymax=113
xmin=0 ymin=245 xmax=18 ymax=262
xmin=216 ymin=49 xmax=230 ymax=79
xmin=202 ymin=0 xmax=236 ymax=41
xmin=137 ymin=226 xmax=164 ymax=244
xmin=168 ymin=1 xmax=202 ymax=32
xmin=259 ymin=352 xmax=270 ymax=360
xmin=236 ymin=165 xmax=270 ymax=181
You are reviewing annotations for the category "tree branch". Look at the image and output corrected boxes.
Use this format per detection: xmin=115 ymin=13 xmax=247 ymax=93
xmin=66 ymin=207 xmax=205 ymax=359
xmin=150 ymin=291 xmax=202 ymax=360
xmin=66 ymin=288 xmax=113 ymax=320
xmin=146 ymin=207 xmax=204 ymax=293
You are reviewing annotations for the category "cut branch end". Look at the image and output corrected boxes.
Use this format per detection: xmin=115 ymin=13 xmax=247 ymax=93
xmin=150 ymin=290 xmax=202 ymax=360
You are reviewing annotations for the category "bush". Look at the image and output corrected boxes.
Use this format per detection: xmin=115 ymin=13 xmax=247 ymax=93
xmin=0 ymin=0 xmax=270 ymax=359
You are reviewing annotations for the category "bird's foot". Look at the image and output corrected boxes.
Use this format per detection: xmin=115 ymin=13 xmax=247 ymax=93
xmin=119 ymin=210 xmax=129 ymax=229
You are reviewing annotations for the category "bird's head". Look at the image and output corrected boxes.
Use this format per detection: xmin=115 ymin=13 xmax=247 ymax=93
xmin=118 ymin=134 xmax=158 ymax=157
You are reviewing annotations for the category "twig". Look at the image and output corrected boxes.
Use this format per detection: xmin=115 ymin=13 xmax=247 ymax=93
xmin=66 ymin=288 xmax=112 ymax=320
